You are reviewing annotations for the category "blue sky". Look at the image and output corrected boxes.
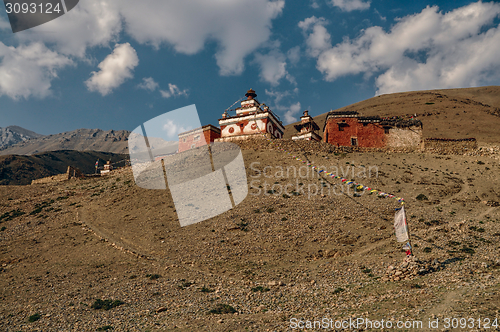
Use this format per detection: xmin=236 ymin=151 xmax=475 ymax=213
xmin=1 ymin=0 xmax=500 ymax=135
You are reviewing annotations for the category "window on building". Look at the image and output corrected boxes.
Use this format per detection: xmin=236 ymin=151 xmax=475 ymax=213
xmin=182 ymin=138 xmax=186 ymax=142
xmin=338 ymin=124 xmax=344 ymax=131
xmin=193 ymin=135 xmax=200 ymax=141
xmin=384 ymin=128 xmax=390 ymax=134
xmin=351 ymin=137 xmax=358 ymax=146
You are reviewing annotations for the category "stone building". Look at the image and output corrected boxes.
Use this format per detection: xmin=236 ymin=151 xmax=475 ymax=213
xmin=216 ymin=89 xmax=284 ymax=141
xmin=323 ymin=111 xmax=423 ymax=150
xmin=292 ymin=110 xmax=321 ymax=141
xmin=178 ymin=125 xmax=221 ymax=153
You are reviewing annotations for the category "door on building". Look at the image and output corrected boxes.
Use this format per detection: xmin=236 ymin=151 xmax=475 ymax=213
xmin=351 ymin=137 xmax=358 ymax=146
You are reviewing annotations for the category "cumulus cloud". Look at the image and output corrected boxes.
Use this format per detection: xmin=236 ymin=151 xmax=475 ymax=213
xmin=330 ymin=0 xmax=370 ymax=12
xmin=162 ymin=119 xmax=190 ymax=139
xmin=287 ymin=46 xmax=301 ymax=65
xmin=160 ymin=84 xmax=188 ymax=98
xmin=0 ymin=42 xmax=72 ymax=99
xmin=302 ymin=2 xmax=500 ymax=94
xmin=118 ymin=0 xmax=284 ymax=75
xmin=284 ymin=102 xmax=302 ymax=124
xmin=85 ymin=43 xmax=139 ymax=96
xmin=265 ymin=88 xmax=301 ymax=123
xmin=0 ymin=0 xmax=285 ymax=99
xmin=17 ymin=0 xmax=122 ymax=57
xmin=299 ymin=17 xmax=331 ymax=57
xmin=254 ymin=51 xmax=288 ymax=86
xmin=137 ymin=77 xmax=159 ymax=91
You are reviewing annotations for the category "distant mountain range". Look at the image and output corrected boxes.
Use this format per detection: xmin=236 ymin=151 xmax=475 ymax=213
xmin=0 ymin=127 xmax=131 ymax=155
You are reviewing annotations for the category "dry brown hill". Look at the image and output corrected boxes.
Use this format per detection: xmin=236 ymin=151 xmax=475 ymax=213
xmin=1 ymin=139 xmax=500 ymax=330
xmin=285 ymin=86 xmax=500 ymax=144
xmin=0 ymin=150 xmax=129 ymax=185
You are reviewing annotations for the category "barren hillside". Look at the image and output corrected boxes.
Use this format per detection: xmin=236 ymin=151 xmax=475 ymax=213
xmin=0 ymin=150 xmax=129 ymax=185
xmin=1 ymin=139 xmax=499 ymax=330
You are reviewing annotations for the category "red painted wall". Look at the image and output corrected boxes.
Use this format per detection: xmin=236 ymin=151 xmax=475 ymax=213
xmin=324 ymin=117 xmax=386 ymax=148
xmin=178 ymin=128 xmax=221 ymax=152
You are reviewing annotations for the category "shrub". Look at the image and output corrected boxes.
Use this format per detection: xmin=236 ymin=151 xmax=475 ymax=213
xmin=416 ymin=194 xmax=428 ymax=201
xmin=28 ymin=313 xmax=41 ymax=322
xmin=236 ymin=220 xmax=248 ymax=231
xmin=146 ymin=274 xmax=161 ymax=280
xmin=0 ymin=209 xmax=25 ymax=221
xmin=469 ymin=226 xmax=485 ymax=233
xmin=200 ymin=287 xmax=214 ymax=293
xmin=208 ymin=304 xmax=237 ymax=315
xmin=251 ymin=286 xmax=270 ymax=292
xmin=91 ymin=299 xmax=124 ymax=310
xmin=423 ymin=247 xmax=432 ymax=253
xmin=333 ymin=287 xmax=344 ymax=294
xmin=178 ymin=281 xmax=193 ymax=289
xmin=460 ymin=246 xmax=475 ymax=255
xmin=97 ymin=326 xmax=114 ymax=331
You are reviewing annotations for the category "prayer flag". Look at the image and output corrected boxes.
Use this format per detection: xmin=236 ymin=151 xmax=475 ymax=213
xmin=394 ymin=206 xmax=409 ymax=242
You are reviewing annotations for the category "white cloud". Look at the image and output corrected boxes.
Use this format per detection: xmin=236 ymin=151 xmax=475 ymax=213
xmin=2 ymin=0 xmax=285 ymax=99
xmin=330 ymin=0 xmax=370 ymax=12
xmin=137 ymin=77 xmax=159 ymax=91
xmin=85 ymin=43 xmax=139 ymax=96
xmin=160 ymin=84 xmax=188 ymax=98
xmin=162 ymin=119 xmax=190 ymax=138
xmin=265 ymin=88 xmax=301 ymax=123
xmin=303 ymin=2 xmax=500 ymax=94
xmin=265 ymin=89 xmax=297 ymax=110
xmin=17 ymin=0 xmax=122 ymax=57
xmin=299 ymin=17 xmax=331 ymax=57
xmin=118 ymin=0 xmax=284 ymax=76
xmin=0 ymin=42 xmax=72 ymax=99
xmin=0 ymin=16 xmax=10 ymax=30
xmin=287 ymin=46 xmax=301 ymax=65
xmin=284 ymin=102 xmax=302 ymax=124
xmin=254 ymin=51 xmax=288 ymax=86
xmin=311 ymin=0 xmax=320 ymax=9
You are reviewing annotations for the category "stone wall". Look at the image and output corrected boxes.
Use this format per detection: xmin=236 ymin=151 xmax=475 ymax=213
xmin=31 ymin=166 xmax=84 ymax=185
xmin=424 ymin=138 xmax=477 ymax=155
xmin=31 ymin=173 xmax=69 ymax=185
xmin=387 ymin=126 xmax=423 ymax=150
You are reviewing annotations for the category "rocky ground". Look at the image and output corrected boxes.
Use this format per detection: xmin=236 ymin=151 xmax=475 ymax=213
xmin=1 ymin=140 xmax=500 ymax=331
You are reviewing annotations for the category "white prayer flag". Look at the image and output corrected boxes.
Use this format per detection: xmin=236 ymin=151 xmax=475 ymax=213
xmin=394 ymin=206 xmax=409 ymax=242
